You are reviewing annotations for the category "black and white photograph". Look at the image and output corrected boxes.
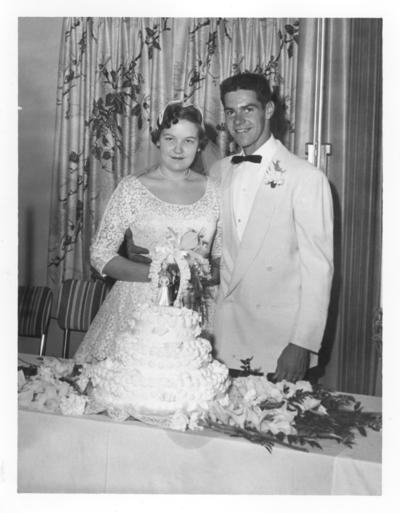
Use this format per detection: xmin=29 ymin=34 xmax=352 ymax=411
xmin=1 ymin=0 xmax=398 ymax=509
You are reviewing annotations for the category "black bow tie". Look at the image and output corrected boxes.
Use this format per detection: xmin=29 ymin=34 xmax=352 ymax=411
xmin=231 ymin=154 xmax=262 ymax=164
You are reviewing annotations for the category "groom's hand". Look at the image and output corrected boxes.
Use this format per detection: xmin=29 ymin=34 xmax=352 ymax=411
xmin=272 ymin=343 xmax=310 ymax=383
xmin=125 ymin=228 xmax=152 ymax=264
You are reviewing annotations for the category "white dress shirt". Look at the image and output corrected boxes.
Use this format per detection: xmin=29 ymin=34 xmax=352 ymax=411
xmin=232 ymin=135 xmax=277 ymax=241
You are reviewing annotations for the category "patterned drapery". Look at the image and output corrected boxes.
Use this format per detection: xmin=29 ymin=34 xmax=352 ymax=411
xmin=47 ymin=17 xmax=299 ymax=285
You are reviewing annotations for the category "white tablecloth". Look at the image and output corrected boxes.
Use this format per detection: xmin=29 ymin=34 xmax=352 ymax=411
xmin=18 ymin=356 xmax=381 ymax=494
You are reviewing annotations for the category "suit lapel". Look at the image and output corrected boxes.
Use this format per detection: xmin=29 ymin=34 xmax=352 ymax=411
xmin=221 ymin=162 xmax=240 ymax=277
xmin=226 ymin=142 xmax=288 ymax=296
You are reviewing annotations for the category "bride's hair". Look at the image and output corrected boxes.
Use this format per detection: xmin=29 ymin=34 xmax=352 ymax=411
xmin=151 ymin=102 xmax=208 ymax=150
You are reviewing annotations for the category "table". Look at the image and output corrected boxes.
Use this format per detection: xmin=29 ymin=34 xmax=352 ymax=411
xmin=18 ymin=356 xmax=382 ymax=494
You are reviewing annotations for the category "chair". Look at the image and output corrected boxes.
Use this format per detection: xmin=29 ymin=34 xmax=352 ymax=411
xmin=56 ymin=279 xmax=109 ymax=359
xmin=18 ymin=286 xmax=53 ymax=356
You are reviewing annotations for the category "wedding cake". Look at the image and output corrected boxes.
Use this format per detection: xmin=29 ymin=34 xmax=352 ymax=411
xmin=85 ymin=304 xmax=230 ymax=429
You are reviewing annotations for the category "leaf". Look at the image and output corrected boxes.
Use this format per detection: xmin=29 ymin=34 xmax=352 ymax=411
xmin=287 ymin=42 xmax=293 ymax=59
xmin=138 ymin=115 xmax=143 ymax=130
xmin=153 ymin=41 xmax=161 ymax=50
xmin=115 ymin=97 xmax=124 ymax=115
xmin=145 ymin=27 xmax=154 ymax=37
xmin=68 ymin=151 xmax=80 ymax=164
xmin=358 ymin=426 xmax=367 ymax=437
xmin=285 ymin=24 xmax=295 ymax=35
xmin=102 ymin=151 xmax=112 ymax=160
xmin=307 ymin=440 xmax=322 ymax=450
xmin=91 ymin=146 xmax=103 ymax=160
xmin=131 ymin=104 xmax=141 ymax=116
xmin=105 ymin=93 xmax=114 ymax=106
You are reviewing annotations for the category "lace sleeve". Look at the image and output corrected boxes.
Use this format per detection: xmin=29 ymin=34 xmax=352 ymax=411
xmin=91 ymin=177 xmax=136 ymax=275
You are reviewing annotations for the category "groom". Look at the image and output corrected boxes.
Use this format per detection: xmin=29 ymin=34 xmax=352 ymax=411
xmin=208 ymin=72 xmax=334 ymax=382
xmin=125 ymin=72 xmax=333 ymax=382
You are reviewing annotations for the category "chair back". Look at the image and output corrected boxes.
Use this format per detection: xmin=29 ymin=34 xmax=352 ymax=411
xmin=18 ymin=286 xmax=53 ymax=338
xmin=56 ymin=279 xmax=109 ymax=332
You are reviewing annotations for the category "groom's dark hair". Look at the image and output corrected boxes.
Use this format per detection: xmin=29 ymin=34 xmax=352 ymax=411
xmin=220 ymin=72 xmax=273 ymax=108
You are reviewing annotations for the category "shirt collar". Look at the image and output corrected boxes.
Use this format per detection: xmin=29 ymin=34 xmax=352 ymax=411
xmin=236 ymin=134 xmax=277 ymax=164
xmin=253 ymin=134 xmax=277 ymax=162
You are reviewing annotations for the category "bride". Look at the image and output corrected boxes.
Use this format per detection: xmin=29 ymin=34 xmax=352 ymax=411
xmin=74 ymin=102 xmax=221 ymax=363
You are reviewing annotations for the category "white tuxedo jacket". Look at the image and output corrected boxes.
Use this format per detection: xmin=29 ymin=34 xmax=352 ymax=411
xmin=209 ymin=138 xmax=334 ymax=373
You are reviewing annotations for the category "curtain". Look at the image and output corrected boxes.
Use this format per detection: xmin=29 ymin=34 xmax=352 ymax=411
xmin=296 ymin=19 xmax=382 ymax=394
xmin=47 ymin=17 xmax=299 ymax=286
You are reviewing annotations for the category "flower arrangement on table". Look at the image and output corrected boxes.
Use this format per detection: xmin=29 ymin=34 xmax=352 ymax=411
xmin=201 ymin=373 xmax=381 ymax=452
xmin=148 ymin=227 xmax=212 ymax=322
xmin=18 ymin=356 xmax=381 ymax=454
xmin=18 ymin=357 xmax=89 ymax=416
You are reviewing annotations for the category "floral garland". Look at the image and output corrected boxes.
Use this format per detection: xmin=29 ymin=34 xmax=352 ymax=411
xmin=18 ymin=357 xmax=382 ymax=454
xmin=18 ymin=358 xmax=89 ymax=416
xmin=201 ymin=375 xmax=381 ymax=452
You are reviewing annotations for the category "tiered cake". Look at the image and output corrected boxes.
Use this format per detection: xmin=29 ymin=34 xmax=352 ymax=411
xmin=85 ymin=305 xmax=230 ymax=429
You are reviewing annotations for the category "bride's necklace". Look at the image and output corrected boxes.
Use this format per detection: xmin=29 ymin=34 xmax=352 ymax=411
xmin=158 ymin=167 xmax=191 ymax=181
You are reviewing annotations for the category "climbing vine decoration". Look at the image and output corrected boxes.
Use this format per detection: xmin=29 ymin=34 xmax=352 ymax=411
xmin=48 ymin=17 xmax=299 ymax=285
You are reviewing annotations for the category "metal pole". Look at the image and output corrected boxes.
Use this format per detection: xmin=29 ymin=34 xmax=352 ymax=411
xmin=316 ymin=18 xmax=326 ymax=170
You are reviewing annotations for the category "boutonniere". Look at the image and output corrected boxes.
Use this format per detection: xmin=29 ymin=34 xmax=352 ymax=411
xmin=264 ymin=160 xmax=286 ymax=188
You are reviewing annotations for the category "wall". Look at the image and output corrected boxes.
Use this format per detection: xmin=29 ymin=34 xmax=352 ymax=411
xmin=18 ymin=18 xmax=85 ymax=356
xmin=18 ymin=17 xmax=62 ymax=286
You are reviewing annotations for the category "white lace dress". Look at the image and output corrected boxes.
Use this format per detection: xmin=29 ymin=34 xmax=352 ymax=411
xmin=74 ymin=174 xmax=221 ymax=363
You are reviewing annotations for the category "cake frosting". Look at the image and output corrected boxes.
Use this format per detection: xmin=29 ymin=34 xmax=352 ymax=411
xmin=84 ymin=305 xmax=230 ymax=428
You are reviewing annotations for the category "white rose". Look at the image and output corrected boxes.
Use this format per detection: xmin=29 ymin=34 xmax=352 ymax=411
xmin=262 ymin=406 xmax=297 ymax=435
xmin=294 ymin=380 xmax=313 ymax=393
xmin=180 ymin=230 xmax=199 ymax=251
xmin=18 ymin=389 xmax=34 ymax=407
xmin=76 ymin=375 xmax=90 ymax=392
xmin=107 ymin=407 xmax=129 ymax=422
xmin=276 ymin=380 xmax=296 ymax=398
xmin=37 ymin=366 xmax=55 ymax=382
xmin=44 ymin=357 xmax=75 ymax=377
xmin=18 ymin=370 xmax=26 ymax=391
xmin=243 ymin=388 xmax=258 ymax=404
xmin=188 ymin=411 xmax=204 ymax=430
xmin=170 ymin=411 xmax=189 ymax=431
xmin=298 ymin=396 xmax=321 ymax=412
xmin=60 ymin=394 xmax=87 ymax=416
xmin=44 ymin=397 xmax=60 ymax=411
